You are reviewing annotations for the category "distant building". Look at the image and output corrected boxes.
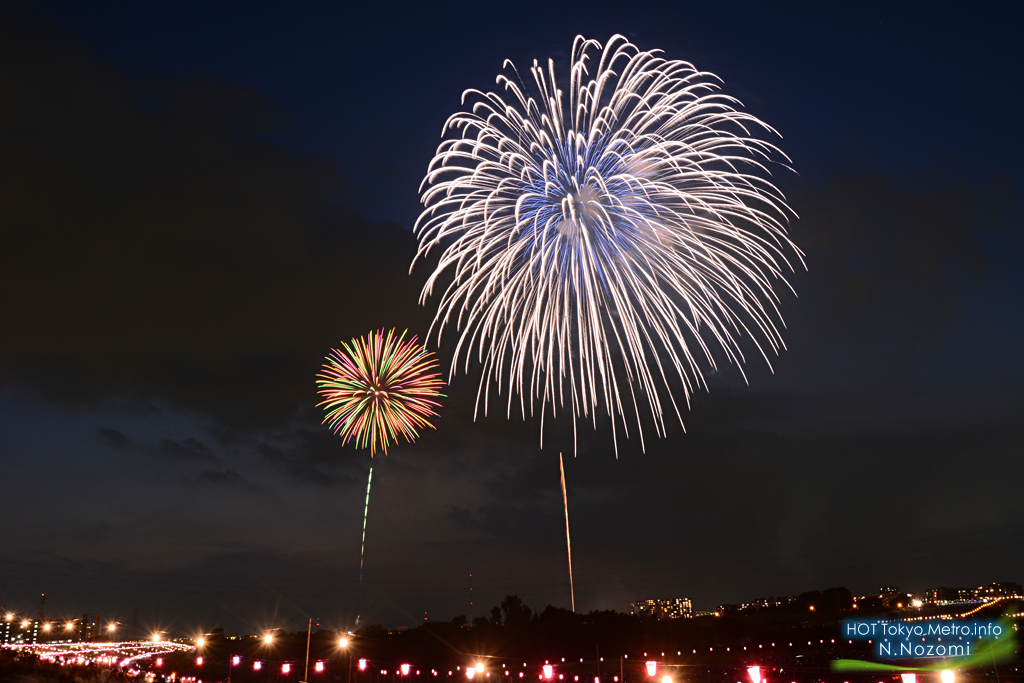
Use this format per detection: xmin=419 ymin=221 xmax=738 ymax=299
xmin=924 ymin=587 xmax=977 ymax=604
xmin=1 ymin=616 xmax=91 ymax=645
xmin=1 ymin=617 xmax=40 ymax=645
xmin=977 ymin=582 xmax=1023 ymax=599
xmin=631 ymin=598 xmax=693 ymax=619
xmin=740 ymin=597 xmax=791 ymax=610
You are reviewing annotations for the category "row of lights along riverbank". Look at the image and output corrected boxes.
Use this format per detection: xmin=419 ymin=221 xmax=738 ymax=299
xmin=5 ymin=631 xmax=965 ymax=683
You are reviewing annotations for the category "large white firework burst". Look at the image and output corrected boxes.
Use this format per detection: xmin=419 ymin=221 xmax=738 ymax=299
xmin=413 ymin=34 xmax=803 ymax=453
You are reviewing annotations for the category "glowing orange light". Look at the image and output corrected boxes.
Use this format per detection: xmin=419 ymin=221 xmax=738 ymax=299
xmin=66 ymin=621 xmax=75 ymax=630
xmin=196 ymin=638 xmax=206 ymax=647
xmin=340 ymin=638 xmax=349 ymax=648
xmin=264 ymin=634 xmax=273 ymax=644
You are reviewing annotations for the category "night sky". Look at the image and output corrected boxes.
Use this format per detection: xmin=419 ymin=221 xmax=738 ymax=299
xmin=1 ymin=1 xmax=1022 ymax=635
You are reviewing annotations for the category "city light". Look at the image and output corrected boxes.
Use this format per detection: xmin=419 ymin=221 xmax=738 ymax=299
xmin=316 ymin=662 xmax=325 ymax=673
xmin=196 ymin=657 xmax=203 ymax=666
xmin=359 ymin=659 xmax=367 ymax=671
xmin=467 ymin=669 xmax=476 ymax=680
xmin=940 ymin=672 xmax=954 ymax=683
xmin=152 ymin=634 xmax=161 ymax=643
xmin=264 ymin=634 xmax=274 ymax=644
xmin=282 ymin=664 xmax=291 ymax=674
xmin=43 ymin=623 xmax=52 ymax=632
xmin=543 ymin=666 xmax=553 ymax=680
xmin=196 ymin=638 xmax=205 ymax=647
xmin=157 ymin=659 xmax=163 ymax=667
xmin=476 ymin=665 xmax=485 ymax=673
xmin=4 ymin=613 xmax=12 ymax=621
xmin=254 ymin=662 xmax=262 ymax=671
xmin=65 ymin=622 xmax=75 ymax=630
xmin=233 ymin=656 xmax=241 ymax=666
xmin=109 ymin=624 xmax=117 ymax=632
xmin=340 ymin=637 xmax=349 ymax=648
xmin=402 ymin=665 xmax=412 ymax=675
xmin=661 ymin=677 xmax=671 ymax=683
xmin=747 ymin=667 xmax=762 ymax=683
xmin=21 ymin=620 xmax=30 ymax=628
xmin=900 ymin=675 xmax=916 ymax=683
xmin=645 ymin=662 xmax=657 ymax=677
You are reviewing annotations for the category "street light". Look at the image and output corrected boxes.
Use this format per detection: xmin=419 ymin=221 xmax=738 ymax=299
xmin=340 ymin=637 xmax=349 ymax=648
xmin=196 ymin=638 xmax=206 ymax=648
xmin=264 ymin=633 xmax=274 ymax=644
xmin=940 ymin=672 xmax=955 ymax=683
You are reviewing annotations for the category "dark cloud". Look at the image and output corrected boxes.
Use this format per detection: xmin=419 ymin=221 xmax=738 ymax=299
xmin=257 ymin=438 xmax=347 ymax=487
xmin=0 ymin=9 xmax=430 ymax=430
xmin=158 ymin=436 xmax=216 ymax=460
xmin=97 ymin=427 xmax=130 ymax=449
xmin=195 ymin=469 xmax=245 ymax=485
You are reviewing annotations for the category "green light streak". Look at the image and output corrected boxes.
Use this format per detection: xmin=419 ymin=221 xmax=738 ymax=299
xmin=359 ymin=467 xmax=373 ymax=584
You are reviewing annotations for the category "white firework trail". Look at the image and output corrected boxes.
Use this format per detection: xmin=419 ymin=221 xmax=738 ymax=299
xmin=413 ymin=34 xmax=804 ymax=453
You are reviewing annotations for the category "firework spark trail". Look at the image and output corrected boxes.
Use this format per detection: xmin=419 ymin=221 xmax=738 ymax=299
xmin=359 ymin=466 xmax=373 ymax=585
xmin=413 ymin=35 xmax=803 ymax=452
xmin=316 ymin=329 xmax=445 ymax=456
xmin=560 ymin=452 xmax=575 ymax=613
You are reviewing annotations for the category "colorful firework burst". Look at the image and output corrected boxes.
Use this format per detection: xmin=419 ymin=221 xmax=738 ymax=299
xmin=413 ymin=34 xmax=803 ymax=452
xmin=316 ymin=329 xmax=444 ymax=456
